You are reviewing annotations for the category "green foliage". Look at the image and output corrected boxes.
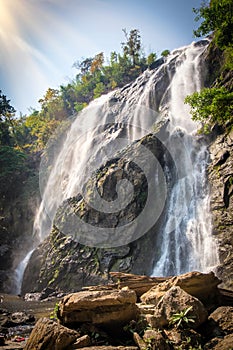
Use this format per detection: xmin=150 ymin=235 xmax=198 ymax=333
xmin=161 ymin=49 xmax=170 ymax=57
xmin=94 ymin=82 xmax=105 ymax=99
xmin=24 ymin=112 xmax=61 ymax=151
xmin=0 ymin=146 xmax=28 ymax=197
xmin=50 ymin=302 xmax=59 ymax=320
xmin=0 ymin=90 xmax=16 ymax=146
xmin=193 ymin=0 xmax=233 ymax=49
xmin=193 ymin=0 xmax=233 ymax=70
xmin=74 ymin=102 xmax=87 ymax=113
xmin=224 ymin=45 xmax=233 ymax=70
xmin=147 ymin=53 xmax=157 ymax=68
xmin=38 ymin=88 xmax=67 ymax=121
xmin=169 ymin=306 xmax=195 ymax=329
xmin=123 ymin=318 xmax=148 ymax=337
xmin=122 ymin=28 xmax=142 ymax=65
xmin=185 ymin=87 xmax=233 ymax=133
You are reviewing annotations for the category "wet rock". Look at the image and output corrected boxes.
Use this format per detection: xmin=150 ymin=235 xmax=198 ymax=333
xmin=24 ymin=317 xmax=79 ymax=350
xmin=146 ymin=286 xmax=208 ymax=329
xmin=24 ymin=293 xmax=42 ymax=301
xmin=58 ymin=287 xmax=138 ymax=328
xmin=141 ymin=271 xmax=221 ymax=305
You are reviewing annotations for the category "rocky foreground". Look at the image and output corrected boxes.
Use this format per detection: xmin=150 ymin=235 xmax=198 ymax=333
xmin=1 ymin=271 xmax=233 ymax=350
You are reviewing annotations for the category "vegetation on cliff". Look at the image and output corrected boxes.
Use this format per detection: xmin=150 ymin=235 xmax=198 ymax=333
xmin=185 ymin=0 xmax=233 ymax=133
xmin=185 ymin=87 xmax=233 ymax=133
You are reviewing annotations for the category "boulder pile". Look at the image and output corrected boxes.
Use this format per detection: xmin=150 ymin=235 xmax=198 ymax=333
xmin=23 ymin=271 xmax=233 ymax=350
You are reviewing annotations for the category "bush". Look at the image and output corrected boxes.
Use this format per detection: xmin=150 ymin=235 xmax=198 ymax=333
xmin=185 ymin=87 xmax=233 ymax=133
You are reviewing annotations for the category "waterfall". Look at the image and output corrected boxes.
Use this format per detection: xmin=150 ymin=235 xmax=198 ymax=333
xmin=21 ymin=39 xmax=219 ymax=289
xmin=151 ymin=41 xmax=219 ymax=276
xmin=13 ymin=249 xmax=34 ymax=294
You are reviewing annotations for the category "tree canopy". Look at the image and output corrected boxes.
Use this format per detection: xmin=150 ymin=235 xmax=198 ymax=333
xmin=193 ymin=0 xmax=233 ymax=49
xmin=0 ymin=90 xmax=16 ymax=146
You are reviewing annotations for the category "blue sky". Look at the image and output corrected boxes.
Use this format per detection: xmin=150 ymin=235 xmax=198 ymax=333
xmin=0 ymin=0 xmax=204 ymax=114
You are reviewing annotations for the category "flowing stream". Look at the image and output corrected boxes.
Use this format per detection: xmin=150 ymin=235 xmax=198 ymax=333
xmin=15 ymin=40 xmax=219 ymax=292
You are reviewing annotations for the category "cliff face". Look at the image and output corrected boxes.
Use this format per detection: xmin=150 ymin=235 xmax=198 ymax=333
xmin=21 ymin=131 xmax=174 ymax=294
xmin=204 ymin=42 xmax=233 ymax=290
xmin=208 ymin=128 xmax=233 ymax=289
xmin=0 ymin=153 xmax=40 ymax=293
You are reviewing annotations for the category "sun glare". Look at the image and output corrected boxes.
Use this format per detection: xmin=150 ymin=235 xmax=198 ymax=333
xmin=0 ymin=0 xmax=14 ymax=37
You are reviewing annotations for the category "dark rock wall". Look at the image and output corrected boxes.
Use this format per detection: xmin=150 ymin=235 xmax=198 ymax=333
xmin=21 ymin=132 xmax=175 ymax=294
xmin=0 ymin=193 xmax=40 ymax=292
xmin=208 ymin=129 xmax=233 ymax=290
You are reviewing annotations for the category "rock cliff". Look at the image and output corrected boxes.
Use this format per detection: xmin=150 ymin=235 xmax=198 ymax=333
xmin=208 ymin=128 xmax=233 ymax=289
xmin=0 ymin=171 xmax=40 ymax=293
xmin=21 ymin=131 xmax=174 ymax=294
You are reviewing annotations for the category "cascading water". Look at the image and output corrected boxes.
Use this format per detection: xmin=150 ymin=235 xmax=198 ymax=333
xmin=151 ymin=41 xmax=219 ymax=276
xmin=13 ymin=249 xmax=34 ymax=294
xmin=18 ymin=39 xmax=219 ymax=291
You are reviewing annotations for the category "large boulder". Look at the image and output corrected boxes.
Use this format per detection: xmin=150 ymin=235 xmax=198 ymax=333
xmin=146 ymin=286 xmax=208 ymax=329
xmin=133 ymin=330 xmax=170 ymax=350
xmin=164 ymin=328 xmax=202 ymax=349
xmin=205 ymin=334 xmax=233 ymax=350
xmin=143 ymin=329 xmax=170 ymax=350
xmin=209 ymin=306 xmax=233 ymax=334
xmin=58 ymin=287 xmax=138 ymax=327
xmin=141 ymin=271 xmax=221 ymax=305
xmin=24 ymin=317 xmax=79 ymax=350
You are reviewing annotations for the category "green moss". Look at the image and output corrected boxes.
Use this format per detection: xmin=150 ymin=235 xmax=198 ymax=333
xmin=48 ymin=268 xmax=60 ymax=286
xmin=213 ymin=165 xmax=221 ymax=178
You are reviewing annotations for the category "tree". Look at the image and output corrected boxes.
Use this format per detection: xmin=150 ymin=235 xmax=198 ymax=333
xmin=193 ymin=0 xmax=233 ymax=49
xmin=161 ymin=49 xmax=170 ymax=57
xmin=0 ymin=145 xmax=28 ymax=197
xmin=0 ymin=90 xmax=16 ymax=146
xmin=185 ymin=87 xmax=233 ymax=133
xmin=122 ymin=29 xmax=142 ymax=65
xmin=73 ymin=57 xmax=94 ymax=76
xmin=38 ymin=88 xmax=67 ymax=121
xmin=146 ymin=53 xmax=157 ymax=68
xmin=90 ymin=52 xmax=104 ymax=74
xmin=93 ymin=82 xmax=105 ymax=99
xmin=25 ymin=111 xmax=61 ymax=151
